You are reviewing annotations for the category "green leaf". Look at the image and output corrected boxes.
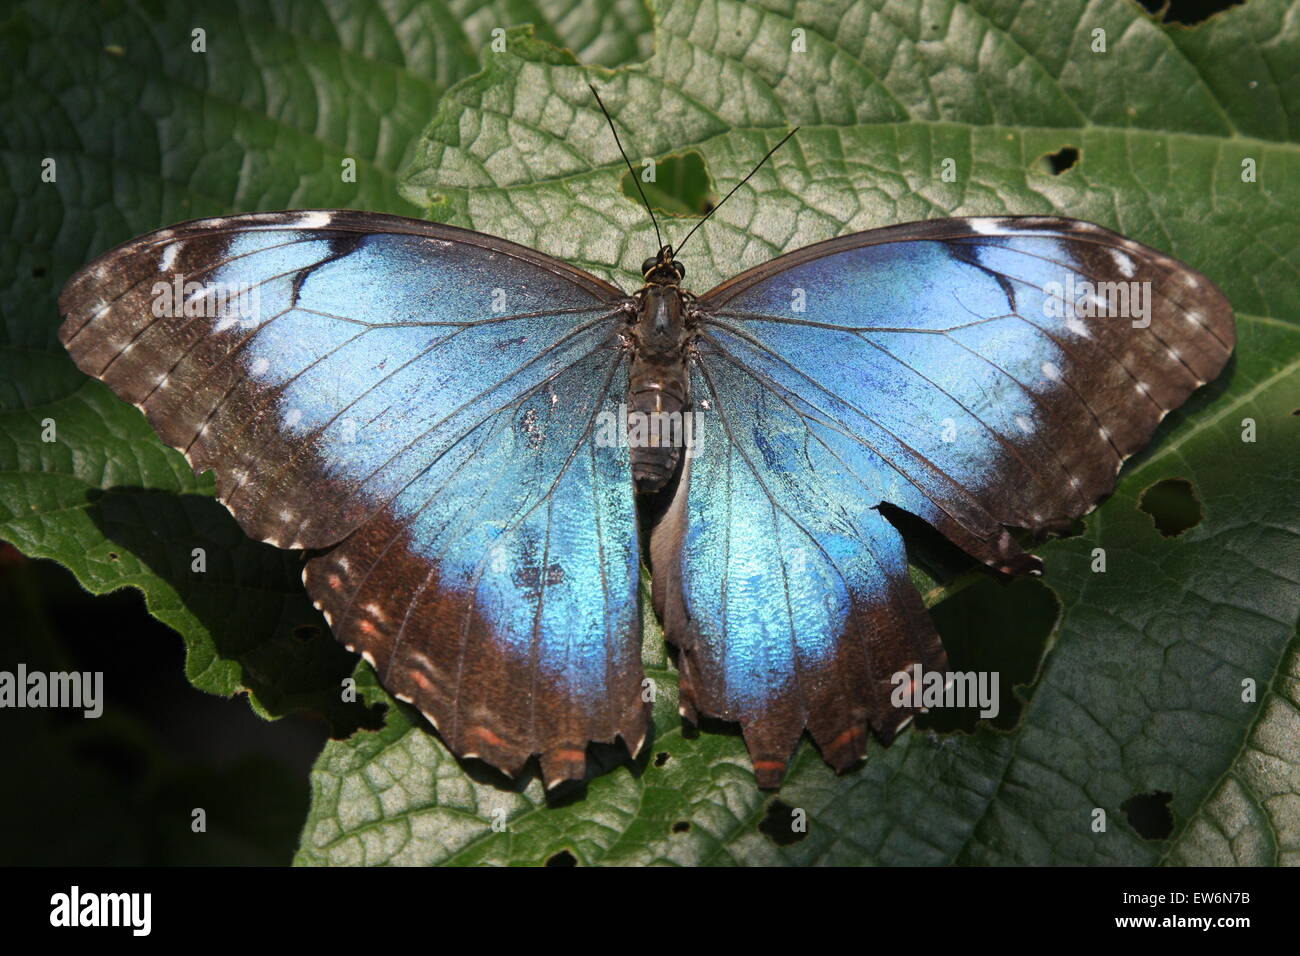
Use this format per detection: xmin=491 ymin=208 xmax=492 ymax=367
xmin=4 ymin=0 xmax=1296 ymax=866
xmin=297 ymin=0 xmax=1299 ymax=865
xmin=1163 ymin=630 xmax=1300 ymax=866
xmin=0 ymin=0 xmax=651 ymax=731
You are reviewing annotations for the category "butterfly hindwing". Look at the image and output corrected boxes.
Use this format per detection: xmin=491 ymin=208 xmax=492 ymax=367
xmin=653 ymin=217 xmax=1234 ymax=785
xmin=59 ymin=210 xmax=649 ymax=785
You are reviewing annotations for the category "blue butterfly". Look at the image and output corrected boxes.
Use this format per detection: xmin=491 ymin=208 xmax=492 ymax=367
xmin=58 ymin=122 xmax=1234 ymax=789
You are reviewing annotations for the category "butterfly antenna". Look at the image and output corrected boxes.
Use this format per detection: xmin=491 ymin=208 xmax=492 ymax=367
xmin=589 ymin=83 xmax=663 ymax=252
xmin=674 ymin=127 xmax=798 ymax=257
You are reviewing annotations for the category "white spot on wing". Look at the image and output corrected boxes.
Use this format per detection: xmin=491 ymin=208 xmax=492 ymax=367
xmin=294 ymin=211 xmax=332 ymax=229
xmin=1041 ymin=361 xmax=1062 ymax=381
xmin=1109 ymin=248 xmax=1136 ymax=277
xmin=159 ymin=242 xmax=180 ymax=271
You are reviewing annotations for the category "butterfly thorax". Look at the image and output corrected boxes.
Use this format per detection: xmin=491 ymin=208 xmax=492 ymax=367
xmin=627 ymin=265 xmax=694 ymax=493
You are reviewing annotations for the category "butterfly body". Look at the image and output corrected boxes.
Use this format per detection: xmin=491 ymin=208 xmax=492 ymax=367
xmin=59 ymin=208 xmax=1234 ymax=789
xmin=626 ymin=246 xmax=695 ymax=492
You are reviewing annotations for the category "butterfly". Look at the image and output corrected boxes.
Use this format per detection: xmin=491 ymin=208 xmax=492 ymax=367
xmin=58 ymin=96 xmax=1234 ymax=790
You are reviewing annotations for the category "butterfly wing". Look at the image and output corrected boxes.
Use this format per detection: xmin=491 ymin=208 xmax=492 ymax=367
xmin=653 ymin=216 xmax=1235 ymax=786
xmin=59 ymin=210 xmax=648 ymax=785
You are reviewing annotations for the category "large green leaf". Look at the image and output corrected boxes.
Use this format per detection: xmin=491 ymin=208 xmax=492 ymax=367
xmin=297 ymin=0 xmax=1299 ymax=865
xmin=2 ymin=0 xmax=1295 ymax=866
xmin=0 ymin=0 xmax=651 ymax=731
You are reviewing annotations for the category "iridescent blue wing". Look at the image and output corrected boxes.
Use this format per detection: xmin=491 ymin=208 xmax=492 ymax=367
xmin=59 ymin=210 xmax=648 ymax=786
xmin=653 ymin=217 xmax=1235 ymax=786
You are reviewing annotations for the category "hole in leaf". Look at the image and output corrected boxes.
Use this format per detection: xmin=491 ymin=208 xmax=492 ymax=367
xmin=31 ymin=266 xmax=46 ymax=278
xmin=1040 ymin=146 xmax=1079 ymax=175
xmin=619 ymin=150 xmax=718 ymax=219
xmin=918 ymin=575 xmax=1060 ymax=734
xmin=758 ymin=800 xmax=807 ymax=846
xmin=654 ymin=751 xmax=670 ymax=767
xmin=545 ymin=850 xmax=577 ymax=867
xmin=671 ymin=820 xmax=690 ymax=833
xmin=1135 ymin=0 xmax=1245 ymax=27
xmin=1057 ymin=516 xmax=1088 ymax=539
xmin=107 ymin=552 xmax=119 ymax=561
xmin=1138 ymin=478 xmax=1203 ymax=537
xmin=1121 ymin=790 xmax=1174 ymax=840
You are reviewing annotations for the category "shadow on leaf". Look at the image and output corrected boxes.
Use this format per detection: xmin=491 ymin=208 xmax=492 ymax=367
xmin=83 ymin=487 xmax=381 ymax=736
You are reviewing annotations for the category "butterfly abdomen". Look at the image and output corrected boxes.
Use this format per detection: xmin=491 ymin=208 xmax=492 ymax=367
xmin=628 ymin=285 xmax=692 ymax=493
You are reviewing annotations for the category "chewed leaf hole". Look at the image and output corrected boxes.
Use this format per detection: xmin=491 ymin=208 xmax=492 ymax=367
xmin=1139 ymin=478 xmax=1203 ymax=537
xmin=1135 ymin=0 xmax=1246 ymax=27
xmin=654 ymin=751 xmax=670 ymax=767
xmin=672 ymin=820 xmax=691 ymax=833
xmin=920 ymin=575 xmax=1060 ymax=734
xmin=1039 ymin=146 xmax=1079 ymax=175
xmin=1121 ymin=790 xmax=1174 ymax=840
xmin=545 ymin=849 xmax=577 ymax=867
xmin=758 ymin=799 xmax=807 ymax=846
xmin=620 ymin=150 xmax=718 ymax=218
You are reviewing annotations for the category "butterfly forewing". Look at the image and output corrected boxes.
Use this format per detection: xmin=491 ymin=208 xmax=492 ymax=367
xmin=651 ymin=217 xmax=1234 ymax=784
xmin=58 ymin=210 xmax=648 ymax=786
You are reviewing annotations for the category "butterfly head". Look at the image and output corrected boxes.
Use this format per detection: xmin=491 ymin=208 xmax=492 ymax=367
xmin=642 ymin=245 xmax=686 ymax=286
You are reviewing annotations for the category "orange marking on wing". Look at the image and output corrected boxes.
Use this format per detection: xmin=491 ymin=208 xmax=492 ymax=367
xmin=753 ymin=759 xmax=787 ymax=772
xmin=328 ymin=574 xmax=342 ymax=590
xmin=359 ymin=619 xmax=380 ymax=636
xmin=469 ymin=725 xmax=508 ymax=748
xmin=830 ymin=726 xmax=864 ymax=750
